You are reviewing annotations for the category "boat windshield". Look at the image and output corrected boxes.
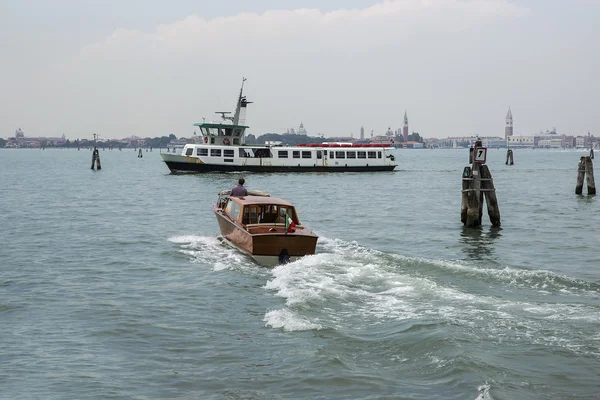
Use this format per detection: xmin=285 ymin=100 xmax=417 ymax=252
xmin=242 ymin=204 xmax=297 ymax=225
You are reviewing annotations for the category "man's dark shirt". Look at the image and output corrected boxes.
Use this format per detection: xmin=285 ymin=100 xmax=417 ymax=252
xmin=231 ymin=184 xmax=248 ymax=197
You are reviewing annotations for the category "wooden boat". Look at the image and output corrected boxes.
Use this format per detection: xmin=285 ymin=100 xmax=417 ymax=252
xmin=161 ymin=78 xmax=397 ymax=173
xmin=214 ymin=190 xmax=318 ymax=266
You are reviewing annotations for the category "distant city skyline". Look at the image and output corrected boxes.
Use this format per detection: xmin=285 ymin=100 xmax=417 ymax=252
xmin=1 ymin=0 xmax=598 ymax=140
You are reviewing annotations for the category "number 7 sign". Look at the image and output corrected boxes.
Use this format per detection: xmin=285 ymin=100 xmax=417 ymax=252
xmin=473 ymin=147 xmax=487 ymax=163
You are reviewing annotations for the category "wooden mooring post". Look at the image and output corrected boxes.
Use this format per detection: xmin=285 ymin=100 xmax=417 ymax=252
xmin=138 ymin=149 xmax=143 ymax=158
xmin=461 ymin=140 xmax=501 ymax=227
xmin=575 ymin=156 xmax=595 ymax=195
xmin=505 ymin=149 xmax=514 ymax=165
xmin=90 ymin=134 xmax=101 ymax=170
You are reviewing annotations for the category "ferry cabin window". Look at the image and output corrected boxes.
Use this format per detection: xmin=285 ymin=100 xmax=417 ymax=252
xmin=316 ymin=151 xmax=322 ymax=159
xmin=357 ymin=151 xmax=367 ymax=159
xmin=239 ymin=149 xmax=252 ymax=158
xmin=378 ymin=151 xmax=382 ymax=159
xmin=293 ymin=151 xmax=300 ymax=159
xmin=329 ymin=151 xmax=335 ymax=159
xmin=224 ymin=128 xmax=233 ymax=136
xmin=233 ymin=138 xmax=240 ymax=145
xmin=347 ymin=151 xmax=356 ymax=159
xmin=368 ymin=151 xmax=377 ymax=159
xmin=224 ymin=149 xmax=235 ymax=158
xmin=197 ymin=148 xmax=208 ymax=156
xmin=210 ymin=149 xmax=222 ymax=157
xmin=185 ymin=148 xmax=193 ymax=156
xmin=278 ymin=150 xmax=288 ymax=158
xmin=335 ymin=151 xmax=345 ymax=159
xmin=301 ymin=151 xmax=312 ymax=159
xmin=252 ymin=148 xmax=271 ymax=158
xmin=233 ymin=129 xmax=242 ymax=137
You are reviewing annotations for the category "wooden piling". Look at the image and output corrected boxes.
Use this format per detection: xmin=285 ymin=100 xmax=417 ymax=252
xmin=461 ymin=166 xmax=471 ymax=224
xmin=138 ymin=149 xmax=143 ymax=158
xmin=585 ymin=156 xmax=596 ymax=195
xmin=91 ymin=148 xmax=101 ymax=170
xmin=481 ymin=165 xmax=501 ymax=226
xmin=505 ymin=149 xmax=514 ymax=165
xmin=465 ymin=163 xmax=482 ymax=227
xmin=590 ymin=149 xmax=594 ymax=160
xmin=575 ymin=156 xmax=585 ymax=195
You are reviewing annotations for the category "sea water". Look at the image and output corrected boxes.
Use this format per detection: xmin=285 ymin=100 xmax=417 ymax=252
xmin=1 ymin=147 xmax=599 ymax=399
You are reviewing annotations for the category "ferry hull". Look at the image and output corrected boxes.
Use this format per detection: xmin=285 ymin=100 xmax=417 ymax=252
xmin=164 ymin=158 xmax=396 ymax=173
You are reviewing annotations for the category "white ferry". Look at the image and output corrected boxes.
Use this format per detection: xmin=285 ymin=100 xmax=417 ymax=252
xmin=161 ymin=80 xmax=397 ymax=173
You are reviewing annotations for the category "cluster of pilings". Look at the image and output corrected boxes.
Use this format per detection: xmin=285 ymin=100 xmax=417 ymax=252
xmin=461 ymin=140 xmax=500 ymax=228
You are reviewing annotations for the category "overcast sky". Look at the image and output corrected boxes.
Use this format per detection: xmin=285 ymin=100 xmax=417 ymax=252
xmin=1 ymin=0 xmax=598 ymax=140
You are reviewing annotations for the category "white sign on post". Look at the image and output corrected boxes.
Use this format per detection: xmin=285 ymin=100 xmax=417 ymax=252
xmin=473 ymin=147 xmax=487 ymax=163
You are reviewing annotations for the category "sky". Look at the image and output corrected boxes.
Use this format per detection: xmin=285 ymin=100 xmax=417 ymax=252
xmin=1 ymin=0 xmax=599 ymax=140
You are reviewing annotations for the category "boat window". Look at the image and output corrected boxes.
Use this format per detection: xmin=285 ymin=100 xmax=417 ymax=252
xmin=347 ymin=151 xmax=356 ymax=159
xmin=278 ymin=150 xmax=288 ymax=158
xmin=208 ymin=128 xmax=218 ymax=136
xmin=260 ymin=205 xmax=279 ymax=223
xmin=233 ymin=138 xmax=240 ymax=145
xmin=197 ymin=148 xmax=208 ymax=156
xmin=329 ymin=151 xmax=335 ymax=159
xmin=378 ymin=151 xmax=382 ymax=158
xmin=252 ymin=148 xmax=271 ymax=158
xmin=201 ymin=127 xmax=210 ymax=136
xmin=316 ymin=151 xmax=322 ymax=159
xmin=247 ymin=205 xmax=262 ymax=224
xmin=293 ymin=151 xmax=300 ymax=159
xmin=234 ymin=129 xmax=242 ymax=137
xmin=301 ymin=151 xmax=312 ymax=159
xmin=357 ymin=151 xmax=366 ymax=159
xmin=210 ymin=137 xmax=215 ymax=144
xmin=368 ymin=151 xmax=377 ymax=159
xmin=224 ymin=149 xmax=235 ymax=157
xmin=224 ymin=128 xmax=233 ymax=136
xmin=226 ymin=201 xmax=241 ymax=219
xmin=239 ymin=148 xmax=252 ymax=158
xmin=185 ymin=148 xmax=193 ymax=156
xmin=211 ymin=149 xmax=222 ymax=157
xmin=335 ymin=151 xmax=345 ymax=159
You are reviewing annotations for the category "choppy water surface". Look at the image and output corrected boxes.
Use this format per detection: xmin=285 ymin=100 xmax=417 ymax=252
xmin=1 ymin=148 xmax=599 ymax=399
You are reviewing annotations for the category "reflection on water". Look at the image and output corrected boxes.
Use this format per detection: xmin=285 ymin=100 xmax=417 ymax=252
xmin=460 ymin=227 xmax=502 ymax=261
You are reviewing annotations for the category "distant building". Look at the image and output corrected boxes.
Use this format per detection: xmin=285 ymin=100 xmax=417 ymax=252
xmin=403 ymin=110 xmax=409 ymax=142
xmin=297 ymin=122 xmax=307 ymax=136
xmin=360 ymin=126 xmax=365 ymax=140
xmin=505 ymin=107 xmax=513 ymax=140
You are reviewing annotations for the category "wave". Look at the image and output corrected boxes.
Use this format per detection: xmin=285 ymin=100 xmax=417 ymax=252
xmin=168 ymin=234 xmax=600 ymax=356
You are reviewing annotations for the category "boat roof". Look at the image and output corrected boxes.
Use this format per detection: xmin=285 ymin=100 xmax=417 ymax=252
xmin=232 ymin=196 xmax=294 ymax=207
xmin=193 ymin=122 xmax=249 ymax=129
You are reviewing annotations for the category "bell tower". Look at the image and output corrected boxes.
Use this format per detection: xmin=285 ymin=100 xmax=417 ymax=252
xmin=505 ymin=107 xmax=513 ymax=140
xmin=403 ymin=110 xmax=409 ymax=142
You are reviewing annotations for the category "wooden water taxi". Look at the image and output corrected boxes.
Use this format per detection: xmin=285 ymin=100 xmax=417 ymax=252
xmin=161 ymin=79 xmax=397 ymax=173
xmin=214 ymin=190 xmax=318 ymax=266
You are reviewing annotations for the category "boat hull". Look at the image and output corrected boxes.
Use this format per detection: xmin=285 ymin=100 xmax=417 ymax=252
xmin=163 ymin=154 xmax=395 ymax=173
xmin=215 ymin=210 xmax=318 ymax=266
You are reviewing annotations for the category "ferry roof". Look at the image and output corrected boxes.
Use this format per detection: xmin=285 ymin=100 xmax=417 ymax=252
xmin=232 ymin=196 xmax=294 ymax=207
xmin=193 ymin=122 xmax=249 ymax=129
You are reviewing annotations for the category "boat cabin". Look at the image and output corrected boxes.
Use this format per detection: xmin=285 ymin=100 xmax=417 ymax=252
xmin=194 ymin=122 xmax=248 ymax=146
xmin=219 ymin=194 xmax=301 ymax=229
